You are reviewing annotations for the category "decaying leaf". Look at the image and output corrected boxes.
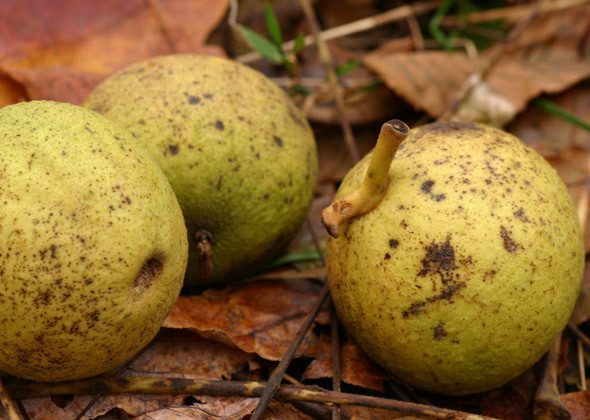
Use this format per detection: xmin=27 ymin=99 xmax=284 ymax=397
xmin=20 ymin=330 xmax=254 ymax=419
xmin=364 ymin=4 xmax=590 ymax=125
xmin=134 ymin=397 xmax=258 ymax=419
xmin=303 ymin=339 xmax=389 ymax=392
xmin=0 ymin=0 xmax=228 ymax=104
xmin=510 ymin=85 xmax=590 ymax=155
xmin=561 ymin=391 xmax=590 ymax=420
xmin=164 ymin=280 xmax=330 ymax=360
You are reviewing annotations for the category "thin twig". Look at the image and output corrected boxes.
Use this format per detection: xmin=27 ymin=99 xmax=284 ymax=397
xmin=441 ymin=1 xmax=544 ymax=120
xmin=330 ymin=300 xmax=342 ymax=420
xmin=578 ymin=339 xmax=587 ymax=390
xmin=250 ymin=283 xmax=330 ymax=419
xmin=568 ymin=323 xmax=590 ymax=350
xmin=533 ymin=335 xmax=570 ymax=418
xmin=0 ymin=378 xmax=26 ymax=420
xmin=5 ymin=377 xmax=490 ymax=419
xmin=298 ymin=0 xmax=359 ymax=163
xmin=442 ymin=0 xmax=590 ymax=26
xmin=235 ymin=1 xmax=441 ymax=64
xmin=305 ymin=218 xmax=341 ymax=420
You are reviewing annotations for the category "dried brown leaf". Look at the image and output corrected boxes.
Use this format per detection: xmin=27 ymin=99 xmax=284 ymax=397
xmin=20 ymin=330 xmax=253 ymax=419
xmin=510 ymin=85 xmax=590 ymax=155
xmin=134 ymin=397 xmax=258 ymax=419
xmin=0 ymin=0 xmax=228 ymax=104
xmin=163 ymin=280 xmax=330 ymax=360
xmin=364 ymin=4 xmax=590 ymax=124
xmin=561 ymin=391 xmax=590 ymax=420
xmin=474 ymin=369 xmax=538 ymax=419
xmin=303 ymin=339 xmax=389 ymax=392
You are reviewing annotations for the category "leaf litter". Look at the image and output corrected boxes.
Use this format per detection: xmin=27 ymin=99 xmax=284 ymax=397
xmin=4 ymin=0 xmax=590 ymax=418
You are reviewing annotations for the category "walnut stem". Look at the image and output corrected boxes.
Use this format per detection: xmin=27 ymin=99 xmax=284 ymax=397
xmin=321 ymin=119 xmax=410 ymax=238
xmin=195 ymin=229 xmax=213 ymax=282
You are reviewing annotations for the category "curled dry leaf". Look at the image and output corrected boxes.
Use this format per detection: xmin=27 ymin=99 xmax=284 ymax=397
xmin=364 ymin=3 xmax=590 ymax=125
xmin=0 ymin=0 xmax=228 ymax=104
xmin=303 ymin=338 xmax=389 ymax=392
xmin=164 ymin=280 xmax=330 ymax=360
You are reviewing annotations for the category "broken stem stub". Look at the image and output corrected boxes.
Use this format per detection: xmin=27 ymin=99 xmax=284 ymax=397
xmin=195 ymin=229 xmax=213 ymax=282
xmin=321 ymin=119 xmax=410 ymax=238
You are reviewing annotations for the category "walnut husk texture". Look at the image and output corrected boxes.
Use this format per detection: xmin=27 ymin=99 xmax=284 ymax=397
xmin=0 ymin=101 xmax=188 ymax=381
xmin=327 ymin=121 xmax=584 ymax=395
xmin=84 ymin=54 xmax=318 ymax=286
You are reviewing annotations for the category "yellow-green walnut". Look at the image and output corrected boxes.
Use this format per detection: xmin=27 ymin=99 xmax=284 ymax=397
xmin=323 ymin=120 xmax=584 ymax=395
xmin=84 ymin=54 xmax=318 ymax=287
xmin=0 ymin=101 xmax=188 ymax=381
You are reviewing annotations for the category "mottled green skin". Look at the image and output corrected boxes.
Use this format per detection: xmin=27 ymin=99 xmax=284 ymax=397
xmin=327 ymin=121 xmax=584 ymax=395
xmin=0 ymin=101 xmax=188 ymax=381
xmin=84 ymin=54 xmax=318 ymax=287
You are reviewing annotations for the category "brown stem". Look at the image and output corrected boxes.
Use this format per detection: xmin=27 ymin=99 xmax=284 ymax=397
xmin=321 ymin=120 xmax=410 ymax=238
xmin=250 ymin=283 xmax=330 ymax=419
xmin=330 ymin=299 xmax=342 ymax=420
xmin=195 ymin=229 xmax=213 ymax=282
xmin=298 ymin=0 xmax=360 ymax=163
xmin=533 ymin=335 xmax=570 ymax=418
xmin=567 ymin=323 xmax=590 ymax=349
xmin=0 ymin=378 xmax=26 ymax=420
xmin=6 ymin=377 xmax=490 ymax=419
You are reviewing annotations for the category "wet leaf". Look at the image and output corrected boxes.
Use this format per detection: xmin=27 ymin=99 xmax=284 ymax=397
xmin=0 ymin=0 xmax=228 ymax=104
xmin=163 ymin=280 xmax=330 ymax=360
xmin=364 ymin=3 xmax=590 ymax=124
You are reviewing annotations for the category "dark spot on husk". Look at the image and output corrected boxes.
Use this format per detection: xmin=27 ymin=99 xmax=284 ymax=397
xmin=187 ymin=95 xmax=200 ymax=105
xmin=168 ymin=144 xmax=179 ymax=155
xmin=403 ymin=237 xmax=469 ymax=317
xmin=500 ymin=226 xmax=519 ymax=253
xmin=434 ymin=323 xmax=447 ymax=340
xmin=389 ymin=239 xmax=399 ymax=248
xmin=273 ymin=136 xmax=283 ymax=147
xmin=420 ymin=180 xmax=446 ymax=201
xmin=421 ymin=180 xmax=434 ymax=193
xmin=514 ymin=208 xmax=530 ymax=222
xmin=384 ymin=253 xmax=391 ymax=260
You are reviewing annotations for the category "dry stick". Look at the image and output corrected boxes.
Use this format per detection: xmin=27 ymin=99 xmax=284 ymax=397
xmin=305 ymin=218 xmax=342 ymax=420
xmin=533 ymin=335 xmax=571 ymax=418
xmin=330 ymin=300 xmax=342 ymax=420
xmin=396 ymin=0 xmax=425 ymax=50
xmin=261 ymin=362 xmax=333 ymax=420
xmin=0 ymin=378 xmax=26 ymax=420
xmin=442 ymin=0 xmax=590 ymax=26
xmin=440 ymin=1 xmax=544 ymax=120
xmin=236 ymin=1 xmax=441 ymax=64
xmin=250 ymin=284 xmax=330 ymax=420
xmin=568 ymin=323 xmax=590 ymax=350
xmin=298 ymin=0 xmax=360 ymax=163
xmin=5 ymin=377 xmax=490 ymax=419
xmin=578 ymin=339 xmax=587 ymax=390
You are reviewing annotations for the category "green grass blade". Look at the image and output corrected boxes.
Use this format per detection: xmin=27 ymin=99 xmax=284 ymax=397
xmin=533 ymin=98 xmax=590 ymax=133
